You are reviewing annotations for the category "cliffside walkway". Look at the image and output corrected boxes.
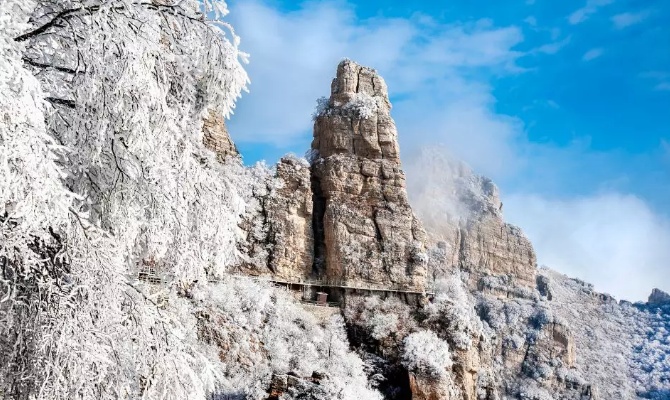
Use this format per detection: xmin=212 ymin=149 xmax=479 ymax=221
xmin=138 ymin=269 xmax=435 ymax=298
xmin=226 ymin=274 xmax=436 ymax=297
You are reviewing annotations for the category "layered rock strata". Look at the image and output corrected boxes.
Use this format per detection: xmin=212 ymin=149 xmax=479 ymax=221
xmin=202 ymin=110 xmax=239 ymax=162
xmin=310 ymin=60 xmax=427 ymax=290
xmin=264 ymin=157 xmax=314 ymax=280
xmin=406 ymin=148 xmax=537 ymax=291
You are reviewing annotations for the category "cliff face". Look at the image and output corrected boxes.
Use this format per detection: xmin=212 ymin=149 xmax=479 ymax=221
xmin=237 ymin=61 xmax=534 ymax=294
xmin=236 ymin=60 xmax=427 ymax=290
xmin=406 ymin=148 xmax=537 ymax=292
xmin=265 ymin=157 xmax=314 ymax=280
xmin=227 ymin=60 xmax=669 ymax=400
xmin=202 ymin=110 xmax=239 ymax=162
xmin=310 ymin=60 xmax=427 ymax=289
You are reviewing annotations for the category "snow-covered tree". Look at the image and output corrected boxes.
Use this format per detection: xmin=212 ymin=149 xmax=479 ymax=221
xmin=1 ymin=1 xmax=76 ymax=396
xmin=1 ymin=1 xmax=256 ymax=398
xmin=18 ymin=0 xmax=250 ymax=282
xmin=401 ymin=330 xmax=453 ymax=379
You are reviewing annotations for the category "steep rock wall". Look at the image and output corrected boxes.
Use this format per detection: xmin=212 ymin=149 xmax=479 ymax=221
xmin=406 ymin=148 xmax=537 ymax=291
xmin=310 ymin=60 xmax=427 ymax=290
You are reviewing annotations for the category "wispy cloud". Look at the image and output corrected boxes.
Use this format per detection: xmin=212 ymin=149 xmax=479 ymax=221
xmin=582 ymin=47 xmax=604 ymax=61
xmin=524 ymin=16 xmax=537 ymax=26
xmin=228 ymin=1 xmax=524 ymax=145
xmin=640 ymin=71 xmax=670 ymax=91
xmin=535 ymin=35 xmax=572 ymax=55
xmin=505 ymin=193 xmax=670 ymax=301
xmin=569 ymin=0 xmax=614 ymax=25
xmin=611 ymin=10 xmax=651 ymax=29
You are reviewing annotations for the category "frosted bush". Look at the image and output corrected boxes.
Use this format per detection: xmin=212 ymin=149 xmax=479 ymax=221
xmin=313 ymin=92 xmax=379 ymax=119
xmin=369 ymin=313 xmax=400 ymax=341
xmin=423 ymin=274 xmax=482 ymax=350
xmin=344 ymin=295 xmax=416 ymax=346
xmin=191 ymin=278 xmax=382 ymax=399
xmin=401 ymin=330 xmax=453 ymax=379
xmin=312 ymin=96 xmax=330 ymax=120
xmin=343 ymin=93 xmax=379 ymax=119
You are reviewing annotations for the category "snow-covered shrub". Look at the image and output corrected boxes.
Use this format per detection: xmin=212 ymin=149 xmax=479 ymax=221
xmin=192 ymin=277 xmax=382 ymax=399
xmin=313 ymin=92 xmax=380 ymax=120
xmin=504 ymin=334 xmax=526 ymax=350
xmin=344 ymin=295 xmax=416 ymax=349
xmin=0 ymin=1 xmax=78 ymax=395
xmin=312 ymin=96 xmax=330 ymax=120
xmin=422 ymin=273 xmax=482 ymax=350
xmin=369 ymin=313 xmax=401 ymax=341
xmin=515 ymin=380 xmax=554 ymax=400
xmin=401 ymin=330 xmax=453 ymax=379
xmin=342 ymin=93 xmax=379 ymax=119
xmin=529 ymin=307 xmax=554 ymax=330
xmin=631 ymin=302 xmax=670 ymax=398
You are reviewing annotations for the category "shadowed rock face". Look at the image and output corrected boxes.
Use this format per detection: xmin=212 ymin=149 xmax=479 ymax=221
xmin=649 ymin=288 xmax=670 ymax=305
xmin=310 ymin=60 xmax=427 ymax=290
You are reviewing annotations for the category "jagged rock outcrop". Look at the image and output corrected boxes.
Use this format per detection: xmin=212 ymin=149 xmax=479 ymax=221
xmin=265 ymin=157 xmax=314 ymax=280
xmin=203 ymin=110 xmax=239 ymax=162
xmin=226 ymin=60 xmax=669 ymax=400
xmin=235 ymin=156 xmax=313 ymax=279
xmin=648 ymin=288 xmax=670 ymax=305
xmin=310 ymin=60 xmax=427 ymax=290
xmin=406 ymin=148 xmax=537 ymax=291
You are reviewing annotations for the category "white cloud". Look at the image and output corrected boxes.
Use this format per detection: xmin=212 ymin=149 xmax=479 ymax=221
xmin=524 ymin=16 xmax=537 ymax=26
xmin=582 ymin=47 xmax=604 ymax=61
xmin=395 ymin=86 xmax=527 ymax=180
xmin=639 ymin=71 xmax=670 ymax=91
xmin=505 ymin=193 xmax=670 ymax=301
xmin=227 ymin=2 xmax=413 ymax=145
xmin=227 ymin=1 xmax=523 ymax=145
xmin=546 ymin=99 xmax=560 ymax=108
xmin=569 ymin=0 xmax=614 ymax=25
xmin=535 ymin=35 xmax=572 ymax=55
xmin=611 ymin=11 xmax=650 ymax=29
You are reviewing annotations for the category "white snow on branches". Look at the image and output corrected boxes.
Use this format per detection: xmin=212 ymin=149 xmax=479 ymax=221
xmin=401 ymin=330 xmax=453 ymax=379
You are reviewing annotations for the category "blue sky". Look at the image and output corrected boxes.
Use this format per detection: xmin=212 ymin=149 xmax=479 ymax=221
xmin=225 ymin=0 xmax=670 ymax=301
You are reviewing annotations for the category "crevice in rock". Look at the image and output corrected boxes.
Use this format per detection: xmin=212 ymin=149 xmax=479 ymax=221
xmin=259 ymin=184 xmax=277 ymax=274
xmin=310 ymin=172 xmax=327 ymax=277
xmin=355 ymin=66 xmax=362 ymax=93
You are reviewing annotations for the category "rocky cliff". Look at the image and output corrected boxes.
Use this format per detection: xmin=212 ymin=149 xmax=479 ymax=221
xmin=227 ymin=60 xmax=669 ymax=400
xmin=406 ymin=148 xmax=537 ymax=292
xmin=310 ymin=60 xmax=427 ymax=289
xmin=234 ymin=60 xmax=427 ymax=290
xmin=203 ymin=110 xmax=240 ymax=162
